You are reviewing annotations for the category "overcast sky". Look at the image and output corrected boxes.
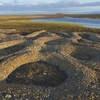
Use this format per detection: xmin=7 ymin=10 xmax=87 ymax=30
xmin=0 ymin=0 xmax=100 ymax=14
xmin=1 ymin=0 xmax=99 ymax=3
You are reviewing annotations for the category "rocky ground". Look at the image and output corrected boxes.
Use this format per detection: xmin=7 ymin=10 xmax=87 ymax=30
xmin=0 ymin=29 xmax=100 ymax=100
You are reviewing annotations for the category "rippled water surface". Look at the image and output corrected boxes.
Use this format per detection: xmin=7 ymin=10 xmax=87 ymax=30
xmin=32 ymin=17 xmax=100 ymax=28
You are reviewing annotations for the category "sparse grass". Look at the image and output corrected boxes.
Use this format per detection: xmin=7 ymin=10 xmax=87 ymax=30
xmin=0 ymin=19 xmax=100 ymax=34
xmin=0 ymin=14 xmax=66 ymax=20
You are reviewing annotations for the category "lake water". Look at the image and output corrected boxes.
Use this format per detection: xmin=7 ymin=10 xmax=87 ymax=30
xmin=32 ymin=17 xmax=100 ymax=29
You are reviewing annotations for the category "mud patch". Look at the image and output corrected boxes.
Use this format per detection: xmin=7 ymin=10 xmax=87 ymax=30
xmin=0 ymin=42 xmax=29 ymax=56
xmin=0 ymin=59 xmax=3 ymax=63
xmin=21 ymin=31 xmax=33 ymax=36
xmin=78 ymin=34 xmax=90 ymax=39
xmin=70 ymin=46 xmax=96 ymax=61
xmin=72 ymin=53 xmax=92 ymax=60
xmin=45 ymin=38 xmax=69 ymax=45
xmin=6 ymin=61 xmax=67 ymax=87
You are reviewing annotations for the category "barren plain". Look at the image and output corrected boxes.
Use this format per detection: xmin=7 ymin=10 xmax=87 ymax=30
xmin=0 ymin=28 xmax=100 ymax=100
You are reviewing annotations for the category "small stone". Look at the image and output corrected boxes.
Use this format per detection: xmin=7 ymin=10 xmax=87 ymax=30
xmin=5 ymin=94 xmax=12 ymax=98
xmin=43 ymin=72 xmax=47 ymax=75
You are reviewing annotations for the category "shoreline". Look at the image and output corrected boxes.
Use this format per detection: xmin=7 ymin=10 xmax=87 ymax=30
xmin=0 ymin=14 xmax=100 ymax=21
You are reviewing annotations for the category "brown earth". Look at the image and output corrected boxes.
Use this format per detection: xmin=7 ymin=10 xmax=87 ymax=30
xmin=0 ymin=29 xmax=100 ymax=100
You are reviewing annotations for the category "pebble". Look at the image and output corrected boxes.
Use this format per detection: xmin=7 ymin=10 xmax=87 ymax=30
xmin=5 ymin=94 xmax=12 ymax=98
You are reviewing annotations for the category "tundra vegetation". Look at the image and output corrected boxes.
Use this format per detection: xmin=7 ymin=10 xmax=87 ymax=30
xmin=0 ymin=14 xmax=100 ymax=34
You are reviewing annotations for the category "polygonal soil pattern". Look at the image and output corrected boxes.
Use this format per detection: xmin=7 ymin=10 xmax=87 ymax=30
xmin=6 ymin=61 xmax=67 ymax=87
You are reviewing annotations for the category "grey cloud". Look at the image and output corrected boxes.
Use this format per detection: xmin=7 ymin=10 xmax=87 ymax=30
xmin=0 ymin=1 xmax=100 ymax=14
